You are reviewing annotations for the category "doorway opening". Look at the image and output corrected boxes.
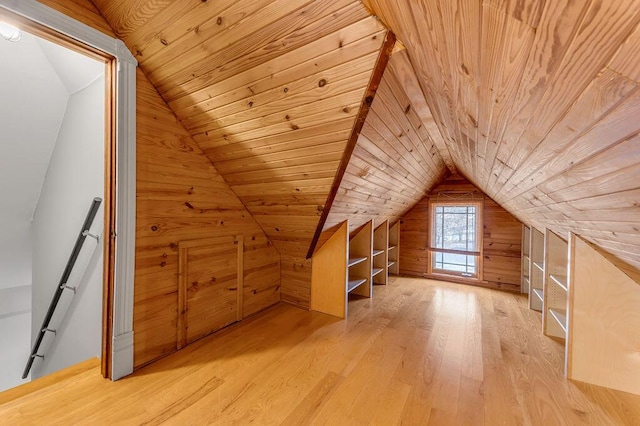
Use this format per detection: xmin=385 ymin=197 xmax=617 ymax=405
xmin=0 ymin=11 xmax=116 ymax=392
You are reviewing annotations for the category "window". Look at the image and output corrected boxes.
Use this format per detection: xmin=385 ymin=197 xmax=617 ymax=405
xmin=429 ymin=203 xmax=482 ymax=279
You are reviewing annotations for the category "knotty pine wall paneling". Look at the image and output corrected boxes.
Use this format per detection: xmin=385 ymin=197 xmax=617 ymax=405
xmin=38 ymin=0 xmax=281 ymax=368
xmin=400 ymin=174 xmax=522 ymax=291
xmin=87 ymin=0 xmax=391 ymax=309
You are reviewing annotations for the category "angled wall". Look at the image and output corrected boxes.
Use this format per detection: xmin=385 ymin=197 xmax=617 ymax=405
xmin=38 ymin=0 xmax=281 ymax=368
xmin=87 ymin=0 xmax=390 ymax=309
xmin=321 ymin=50 xmax=448 ymax=238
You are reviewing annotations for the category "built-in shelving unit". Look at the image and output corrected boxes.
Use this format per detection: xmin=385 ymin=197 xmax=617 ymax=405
xmin=311 ymin=219 xmax=400 ymax=318
xmin=388 ymin=221 xmax=399 ymax=275
xmin=348 ymin=221 xmax=373 ymax=298
xmin=373 ymin=221 xmax=389 ymax=285
xmin=521 ymin=225 xmax=531 ymax=294
xmin=529 ymin=227 xmax=545 ymax=312
xmin=543 ymin=230 xmax=568 ymax=340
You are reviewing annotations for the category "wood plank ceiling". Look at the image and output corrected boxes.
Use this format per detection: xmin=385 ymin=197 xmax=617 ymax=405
xmin=363 ymin=0 xmax=640 ymax=283
xmin=91 ymin=0 xmax=389 ymax=307
xmin=321 ymin=50 xmax=448 ymax=236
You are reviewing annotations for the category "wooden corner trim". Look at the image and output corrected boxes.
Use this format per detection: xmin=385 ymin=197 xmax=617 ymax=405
xmin=306 ymin=30 xmax=397 ymax=259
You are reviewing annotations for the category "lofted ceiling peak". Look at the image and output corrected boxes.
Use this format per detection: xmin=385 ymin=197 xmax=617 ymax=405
xmin=363 ymin=0 xmax=640 ymax=284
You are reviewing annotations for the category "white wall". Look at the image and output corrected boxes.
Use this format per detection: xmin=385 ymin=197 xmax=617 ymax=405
xmin=0 ymin=311 xmax=31 ymax=391
xmin=31 ymin=76 xmax=105 ymax=379
xmin=0 ymin=222 xmax=32 ymax=290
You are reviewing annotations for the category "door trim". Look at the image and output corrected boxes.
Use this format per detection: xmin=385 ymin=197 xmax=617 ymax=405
xmin=0 ymin=0 xmax=137 ymax=380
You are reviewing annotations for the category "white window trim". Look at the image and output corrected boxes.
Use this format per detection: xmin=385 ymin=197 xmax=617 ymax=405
xmin=428 ymin=200 xmax=483 ymax=281
xmin=0 ymin=0 xmax=137 ymax=380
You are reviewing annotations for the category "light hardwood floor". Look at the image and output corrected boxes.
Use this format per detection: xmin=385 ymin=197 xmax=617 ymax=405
xmin=1 ymin=277 xmax=639 ymax=425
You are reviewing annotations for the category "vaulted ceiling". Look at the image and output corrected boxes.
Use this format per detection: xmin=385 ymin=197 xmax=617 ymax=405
xmin=87 ymin=0 xmax=640 ymax=285
xmin=363 ymin=0 xmax=640 ymax=283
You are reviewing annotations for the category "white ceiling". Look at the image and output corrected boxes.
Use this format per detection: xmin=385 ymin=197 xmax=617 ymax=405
xmin=0 ymin=29 xmax=104 ymax=223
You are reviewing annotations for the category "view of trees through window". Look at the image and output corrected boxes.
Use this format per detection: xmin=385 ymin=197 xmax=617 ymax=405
xmin=432 ymin=205 xmax=478 ymax=275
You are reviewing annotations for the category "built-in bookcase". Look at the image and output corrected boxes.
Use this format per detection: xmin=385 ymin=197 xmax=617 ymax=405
xmin=311 ymin=219 xmax=400 ymax=318
xmin=543 ymin=230 xmax=568 ymax=340
xmin=348 ymin=221 xmax=373 ymax=298
xmin=521 ymin=225 xmax=531 ymax=294
xmin=529 ymin=227 xmax=545 ymax=312
xmin=388 ymin=221 xmax=399 ymax=275
xmin=372 ymin=221 xmax=389 ymax=285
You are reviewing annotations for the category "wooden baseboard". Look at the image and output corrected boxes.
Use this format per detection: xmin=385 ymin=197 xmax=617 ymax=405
xmin=410 ymin=272 xmax=521 ymax=293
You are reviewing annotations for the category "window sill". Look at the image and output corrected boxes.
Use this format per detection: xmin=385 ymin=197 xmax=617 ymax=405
xmin=423 ymin=272 xmax=482 ymax=286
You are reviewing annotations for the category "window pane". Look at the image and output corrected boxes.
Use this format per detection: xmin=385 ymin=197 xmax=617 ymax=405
xmin=431 ymin=203 xmax=478 ymax=275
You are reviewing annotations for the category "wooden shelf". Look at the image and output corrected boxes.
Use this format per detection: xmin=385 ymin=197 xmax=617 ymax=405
xmin=311 ymin=220 xmax=373 ymax=319
xmin=543 ymin=230 xmax=569 ymax=344
xmin=348 ymin=257 xmax=367 ymax=267
xmin=528 ymin=227 xmax=545 ymax=312
xmin=388 ymin=222 xmax=399 ymax=275
xmin=533 ymin=288 xmax=544 ymax=302
xmin=550 ymin=274 xmax=568 ymax=292
xmin=549 ymin=308 xmax=567 ymax=333
xmin=347 ymin=278 xmax=367 ymax=293
xmin=311 ymin=219 xmax=398 ymax=318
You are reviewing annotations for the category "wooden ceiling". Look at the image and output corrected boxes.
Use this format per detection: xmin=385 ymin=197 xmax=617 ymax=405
xmin=321 ymin=50 xmax=447 ymax=236
xmin=88 ymin=0 xmax=640 ymax=285
xmin=363 ymin=0 xmax=640 ymax=283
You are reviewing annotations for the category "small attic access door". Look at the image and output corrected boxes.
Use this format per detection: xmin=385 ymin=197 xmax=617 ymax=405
xmin=177 ymin=236 xmax=243 ymax=349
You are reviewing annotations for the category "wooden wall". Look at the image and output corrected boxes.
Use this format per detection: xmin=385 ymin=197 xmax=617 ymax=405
xmin=87 ymin=0 xmax=389 ymax=309
xmin=364 ymin=0 xmax=640 ymax=285
xmin=321 ymin=50 xmax=447 ymax=238
xmin=400 ymin=174 xmax=522 ymax=291
xmin=38 ymin=0 xmax=281 ymax=368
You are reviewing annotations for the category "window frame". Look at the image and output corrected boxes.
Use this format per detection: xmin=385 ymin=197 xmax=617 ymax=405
xmin=427 ymin=200 xmax=483 ymax=281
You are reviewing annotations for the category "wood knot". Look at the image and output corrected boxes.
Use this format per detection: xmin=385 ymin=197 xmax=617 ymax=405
xmin=283 ymin=87 xmax=289 ymax=93
xmin=405 ymin=104 xmax=411 ymax=114
xmin=291 ymin=124 xmax=299 ymax=130
xmin=160 ymin=261 xmax=166 ymax=267
xmin=184 ymin=202 xmax=194 ymax=209
xmin=248 ymin=101 xmax=254 ymax=107
xmin=151 ymin=225 xmax=158 ymax=232
xmin=160 ymin=39 xmax=168 ymax=46
xmin=217 ymin=17 xmax=222 ymax=25
xmin=318 ymin=79 xmax=327 ymax=87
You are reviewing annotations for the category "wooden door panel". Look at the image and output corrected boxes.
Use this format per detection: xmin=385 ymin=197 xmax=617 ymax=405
xmin=178 ymin=236 xmax=243 ymax=348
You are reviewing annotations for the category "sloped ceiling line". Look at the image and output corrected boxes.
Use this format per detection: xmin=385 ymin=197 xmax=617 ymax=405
xmin=306 ymin=30 xmax=396 ymax=258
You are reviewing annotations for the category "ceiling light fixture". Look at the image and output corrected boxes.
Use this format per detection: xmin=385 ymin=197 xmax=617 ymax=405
xmin=0 ymin=21 xmax=22 ymax=42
